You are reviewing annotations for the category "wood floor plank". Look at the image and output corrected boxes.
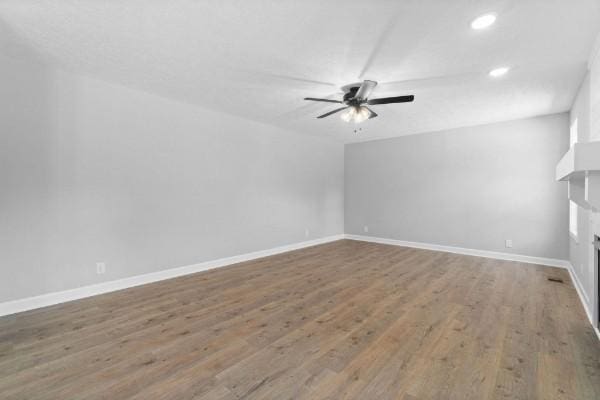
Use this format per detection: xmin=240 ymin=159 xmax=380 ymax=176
xmin=0 ymin=239 xmax=598 ymax=399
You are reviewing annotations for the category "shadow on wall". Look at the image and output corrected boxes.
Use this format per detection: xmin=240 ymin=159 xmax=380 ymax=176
xmin=0 ymin=19 xmax=66 ymax=304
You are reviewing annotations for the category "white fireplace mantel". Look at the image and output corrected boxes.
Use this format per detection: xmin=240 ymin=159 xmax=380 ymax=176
xmin=556 ymin=141 xmax=600 ymax=210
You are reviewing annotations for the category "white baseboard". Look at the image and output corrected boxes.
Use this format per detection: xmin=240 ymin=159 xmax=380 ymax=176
xmin=344 ymin=234 xmax=570 ymax=268
xmin=4 ymin=233 xmax=596 ymax=342
xmin=566 ymin=263 xmax=600 ymax=341
xmin=0 ymin=234 xmax=344 ymax=317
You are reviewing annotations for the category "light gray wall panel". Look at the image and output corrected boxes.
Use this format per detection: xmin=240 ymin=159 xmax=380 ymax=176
xmin=0 ymin=55 xmax=344 ymax=302
xmin=345 ymin=114 xmax=569 ymax=260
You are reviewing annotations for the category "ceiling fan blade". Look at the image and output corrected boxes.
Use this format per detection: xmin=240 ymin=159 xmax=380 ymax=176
xmin=367 ymin=95 xmax=414 ymax=105
xmin=365 ymin=106 xmax=378 ymax=119
xmin=304 ymin=97 xmax=343 ymax=104
xmin=354 ymin=80 xmax=378 ymax=100
xmin=317 ymin=107 xmax=348 ymax=119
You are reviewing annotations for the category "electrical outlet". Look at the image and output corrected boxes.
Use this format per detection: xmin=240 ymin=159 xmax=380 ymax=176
xmin=364 ymin=225 xmax=369 ymax=233
xmin=96 ymin=262 xmax=106 ymax=274
xmin=304 ymin=228 xmax=310 ymax=238
xmin=505 ymin=239 xmax=513 ymax=248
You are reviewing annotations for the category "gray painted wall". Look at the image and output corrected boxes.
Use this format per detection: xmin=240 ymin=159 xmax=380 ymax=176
xmin=569 ymin=69 xmax=598 ymax=314
xmin=0 ymin=55 xmax=344 ymax=303
xmin=345 ymin=114 xmax=570 ymax=260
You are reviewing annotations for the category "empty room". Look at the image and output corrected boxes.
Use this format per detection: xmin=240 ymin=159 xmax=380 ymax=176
xmin=2 ymin=1 xmax=600 ymax=399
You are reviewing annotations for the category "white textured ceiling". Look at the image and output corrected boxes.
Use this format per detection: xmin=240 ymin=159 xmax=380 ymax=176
xmin=1 ymin=0 xmax=599 ymax=143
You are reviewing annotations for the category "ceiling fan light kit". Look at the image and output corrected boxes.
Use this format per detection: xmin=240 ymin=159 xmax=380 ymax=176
xmin=341 ymin=106 xmax=372 ymax=123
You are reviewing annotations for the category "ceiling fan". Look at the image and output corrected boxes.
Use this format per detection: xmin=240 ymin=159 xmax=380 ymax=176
xmin=304 ymin=80 xmax=414 ymax=123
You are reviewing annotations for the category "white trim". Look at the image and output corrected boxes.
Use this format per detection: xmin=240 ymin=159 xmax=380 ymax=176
xmin=568 ymin=263 xmax=590 ymax=305
xmin=566 ymin=263 xmax=600 ymax=341
xmin=0 ymin=234 xmax=344 ymax=317
xmin=2 ymin=233 xmax=597 ymax=340
xmin=344 ymin=234 xmax=570 ymax=268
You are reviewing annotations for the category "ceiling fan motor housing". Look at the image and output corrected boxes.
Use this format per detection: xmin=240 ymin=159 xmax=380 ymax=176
xmin=343 ymin=87 xmax=360 ymax=103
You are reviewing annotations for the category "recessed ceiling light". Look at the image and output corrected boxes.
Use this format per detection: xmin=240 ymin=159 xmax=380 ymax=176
xmin=489 ymin=67 xmax=510 ymax=77
xmin=471 ymin=13 xmax=497 ymax=30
